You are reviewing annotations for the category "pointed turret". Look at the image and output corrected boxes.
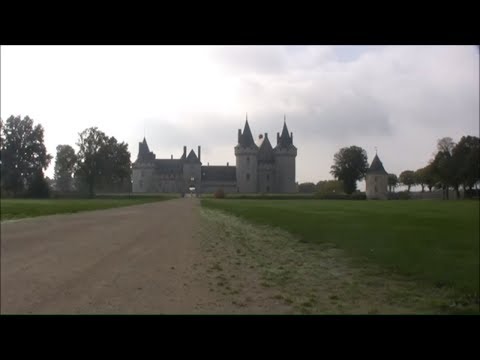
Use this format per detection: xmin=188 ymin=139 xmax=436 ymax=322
xmin=186 ymin=149 xmax=200 ymax=163
xmin=258 ymin=133 xmax=274 ymax=162
xmin=137 ymin=137 xmax=155 ymax=162
xmin=275 ymin=117 xmax=294 ymax=149
xmin=367 ymin=154 xmax=388 ymax=175
xmin=238 ymin=116 xmax=257 ymax=149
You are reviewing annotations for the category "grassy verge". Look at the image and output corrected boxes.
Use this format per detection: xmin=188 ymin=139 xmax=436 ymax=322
xmin=0 ymin=196 xmax=175 ymax=221
xmin=201 ymin=199 xmax=480 ymax=312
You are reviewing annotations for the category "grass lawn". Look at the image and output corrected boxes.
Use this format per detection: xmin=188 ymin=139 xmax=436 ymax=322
xmin=0 ymin=195 xmax=176 ymax=221
xmin=202 ymin=199 xmax=480 ymax=307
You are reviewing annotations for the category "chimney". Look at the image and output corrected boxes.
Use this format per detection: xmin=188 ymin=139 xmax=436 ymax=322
xmin=183 ymin=146 xmax=186 ymax=158
xmin=238 ymin=129 xmax=242 ymax=143
xmin=208 ymin=162 xmax=209 ymax=166
xmin=277 ymin=132 xmax=280 ymax=144
xmin=198 ymin=146 xmax=201 ymax=162
xmin=290 ymin=132 xmax=293 ymax=143
xmin=171 ymin=154 xmax=173 ymax=159
xmin=265 ymin=132 xmax=268 ymax=139
xmin=227 ymin=162 xmax=229 ymax=166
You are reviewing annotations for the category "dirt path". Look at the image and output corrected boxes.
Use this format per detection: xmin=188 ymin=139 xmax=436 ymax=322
xmin=1 ymin=198 xmax=290 ymax=314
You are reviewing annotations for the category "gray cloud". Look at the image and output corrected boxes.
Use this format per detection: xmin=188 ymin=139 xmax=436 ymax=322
xmin=2 ymin=46 xmax=477 ymax=185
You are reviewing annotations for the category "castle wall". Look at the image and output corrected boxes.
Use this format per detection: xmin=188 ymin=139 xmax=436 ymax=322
xmin=132 ymin=164 xmax=155 ymax=193
xmin=235 ymin=147 xmax=258 ymax=193
xmin=366 ymin=174 xmax=388 ymax=200
xmin=183 ymin=163 xmax=202 ymax=194
xmin=257 ymin=163 xmax=275 ymax=193
xmin=201 ymin=181 xmax=237 ymax=194
xmin=274 ymin=151 xmax=296 ymax=193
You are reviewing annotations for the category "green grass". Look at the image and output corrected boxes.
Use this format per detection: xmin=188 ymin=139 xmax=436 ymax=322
xmin=201 ymin=199 xmax=480 ymax=303
xmin=0 ymin=195 xmax=175 ymax=221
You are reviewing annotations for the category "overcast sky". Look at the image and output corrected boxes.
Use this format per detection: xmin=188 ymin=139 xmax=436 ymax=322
xmin=1 ymin=46 xmax=478 ymax=189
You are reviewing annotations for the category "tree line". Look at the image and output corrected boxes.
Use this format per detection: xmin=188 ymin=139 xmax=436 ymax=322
xmin=298 ymin=136 xmax=479 ymax=199
xmin=1 ymin=115 xmax=132 ymax=198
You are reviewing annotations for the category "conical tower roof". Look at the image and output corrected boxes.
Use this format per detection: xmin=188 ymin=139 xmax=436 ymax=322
xmin=367 ymin=154 xmax=388 ymax=175
xmin=238 ymin=117 xmax=257 ymax=148
xmin=258 ymin=133 xmax=274 ymax=162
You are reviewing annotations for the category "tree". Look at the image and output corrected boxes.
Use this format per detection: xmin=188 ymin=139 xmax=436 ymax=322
xmin=422 ymin=163 xmax=437 ymax=192
xmin=432 ymin=137 xmax=457 ymax=199
xmin=27 ymin=169 xmax=50 ymax=198
xmin=54 ymin=145 xmax=77 ymax=192
xmin=452 ymin=135 xmax=480 ymax=192
xmin=75 ymin=127 xmax=108 ymax=197
xmin=330 ymin=146 xmax=368 ymax=194
xmin=96 ymin=136 xmax=131 ymax=192
xmin=316 ymin=180 xmax=344 ymax=194
xmin=399 ymin=170 xmax=415 ymax=192
xmin=0 ymin=115 xmax=52 ymax=197
xmin=75 ymin=128 xmax=132 ymax=196
xmin=387 ymin=173 xmax=398 ymax=192
xmin=298 ymin=182 xmax=316 ymax=193
xmin=414 ymin=168 xmax=427 ymax=192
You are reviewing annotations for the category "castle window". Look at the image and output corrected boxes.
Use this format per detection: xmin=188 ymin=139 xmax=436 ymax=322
xmin=375 ymin=176 xmax=378 ymax=183
xmin=246 ymin=173 xmax=250 ymax=181
xmin=139 ymin=180 xmax=143 ymax=188
xmin=247 ymin=157 xmax=250 ymax=165
xmin=266 ymin=186 xmax=270 ymax=192
xmin=141 ymin=170 xmax=144 ymax=177
xmin=266 ymin=174 xmax=270 ymax=181
xmin=375 ymin=185 xmax=377 ymax=192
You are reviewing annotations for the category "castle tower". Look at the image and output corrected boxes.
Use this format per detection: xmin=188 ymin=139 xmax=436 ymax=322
xmin=132 ymin=137 xmax=156 ymax=192
xmin=182 ymin=147 xmax=202 ymax=195
xmin=235 ymin=115 xmax=259 ymax=193
xmin=257 ymin=133 xmax=275 ymax=193
xmin=365 ymin=153 xmax=388 ymax=200
xmin=273 ymin=116 xmax=297 ymax=193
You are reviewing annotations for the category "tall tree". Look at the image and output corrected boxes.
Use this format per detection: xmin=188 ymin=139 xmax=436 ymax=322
xmin=399 ymin=170 xmax=415 ymax=192
xmin=75 ymin=128 xmax=132 ymax=196
xmin=75 ymin=127 xmax=108 ymax=197
xmin=452 ymin=135 xmax=480 ymax=192
xmin=54 ymin=145 xmax=77 ymax=192
xmin=432 ymin=137 xmax=457 ymax=199
xmin=316 ymin=179 xmax=344 ymax=194
xmin=298 ymin=182 xmax=316 ymax=193
xmin=422 ymin=163 xmax=437 ymax=192
xmin=97 ymin=136 xmax=131 ymax=192
xmin=330 ymin=146 xmax=368 ymax=194
xmin=387 ymin=173 xmax=398 ymax=192
xmin=0 ymin=115 xmax=52 ymax=196
xmin=414 ymin=168 xmax=427 ymax=192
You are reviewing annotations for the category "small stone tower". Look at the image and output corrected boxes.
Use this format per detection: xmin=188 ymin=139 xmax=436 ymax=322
xmin=273 ymin=117 xmax=297 ymax=193
xmin=366 ymin=153 xmax=389 ymax=200
xmin=235 ymin=115 xmax=259 ymax=193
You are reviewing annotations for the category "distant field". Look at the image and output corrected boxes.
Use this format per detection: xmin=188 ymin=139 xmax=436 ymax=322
xmin=202 ymin=199 xmax=480 ymax=308
xmin=0 ymin=195 xmax=176 ymax=221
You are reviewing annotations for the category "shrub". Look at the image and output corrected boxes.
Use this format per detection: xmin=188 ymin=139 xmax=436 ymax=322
xmin=214 ymin=188 xmax=226 ymax=199
xmin=314 ymin=192 xmax=366 ymax=200
xmin=388 ymin=191 xmax=411 ymax=200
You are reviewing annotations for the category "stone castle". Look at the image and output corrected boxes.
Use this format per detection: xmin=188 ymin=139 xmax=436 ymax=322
xmin=132 ymin=116 xmax=297 ymax=194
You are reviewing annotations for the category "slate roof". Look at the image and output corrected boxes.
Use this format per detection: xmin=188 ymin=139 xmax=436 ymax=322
xmin=367 ymin=154 xmax=388 ymax=175
xmin=258 ymin=134 xmax=274 ymax=162
xmin=137 ymin=137 xmax=155 ymax=162
xmin=238 ymin=120 xmax=258 ymax=148
xmin=154 ymin=159 xmax=183 ymax=174
xmin=274 ymin=120 xmax=295 ymax=150
xmin=185 ymin=149 xmax=200 ymax=163
xmin=201 ymin=166 xmax=236 ymax=182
